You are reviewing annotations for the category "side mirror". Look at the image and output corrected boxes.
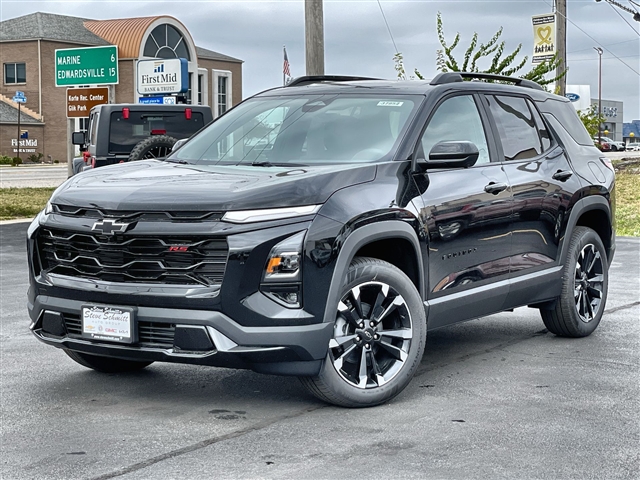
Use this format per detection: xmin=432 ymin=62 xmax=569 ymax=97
xmin=71 ymin=131 xmax=86 ymax=145
xmin=422 ymin=141 xmax=479 ymax=169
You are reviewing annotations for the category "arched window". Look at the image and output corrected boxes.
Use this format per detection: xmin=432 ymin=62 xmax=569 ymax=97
xmin=143 ymin=24 xmax=191 ymax=60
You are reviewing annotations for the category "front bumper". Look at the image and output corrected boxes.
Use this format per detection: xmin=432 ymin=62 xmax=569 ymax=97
xmin=29 ymin=294 xmax=332 ymax=376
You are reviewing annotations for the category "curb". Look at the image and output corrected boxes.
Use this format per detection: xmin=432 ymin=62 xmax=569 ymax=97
xmin=0 ymin=218 xmax=34 ymax=225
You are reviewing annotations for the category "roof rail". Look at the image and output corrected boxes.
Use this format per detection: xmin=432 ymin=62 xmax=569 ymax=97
xmin=286 ymin=75 xmax=381 ymax=87
xmin=430 ymin=72 xmax=545 ymax=91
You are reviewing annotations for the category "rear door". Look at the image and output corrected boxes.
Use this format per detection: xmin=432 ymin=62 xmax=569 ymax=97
xmin=481 ymin=94 xmax=582 ymax=306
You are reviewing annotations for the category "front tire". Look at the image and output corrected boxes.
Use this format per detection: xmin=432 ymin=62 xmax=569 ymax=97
xmin=540 ymin=227 xmax=608 ymax=337
xmin=64 ymin=350 xmax=153 ymax=373
xmin=300 ymin=257 xmax=426 ymax=407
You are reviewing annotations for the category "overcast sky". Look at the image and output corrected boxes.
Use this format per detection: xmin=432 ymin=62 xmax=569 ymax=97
xmin=1 ymin=0 xmax=639 ymax=121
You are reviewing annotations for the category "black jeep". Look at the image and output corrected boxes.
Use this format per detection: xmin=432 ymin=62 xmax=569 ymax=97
xmin=29 ymin=74 xmax=615 ymax=407
xmin=71 ymin=103 xmax=213 ymax=172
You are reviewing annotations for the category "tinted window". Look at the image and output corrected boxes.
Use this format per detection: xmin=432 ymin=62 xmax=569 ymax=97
xmin=109 ymin=111 xmax=205 ymax=154
xmin=528 ymin=100 xmax=552 ymax=152
xmin=487 ymin=95 xmax=542 ymax=161
xmin=535 ymin=98 xmax=593 ymax=146
xmin=420 ymin=95 xmax=490 ymax=165
xmin=172 ymin=95 xmax=419 ymax=166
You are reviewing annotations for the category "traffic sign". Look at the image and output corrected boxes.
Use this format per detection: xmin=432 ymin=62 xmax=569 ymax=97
xmin=55 ymin=45 xmax=119 ymax=87
xmin=67 ymin=87 xmax=109 ymax=118
xmin=13 ymin=96 xmax=27 ymax=104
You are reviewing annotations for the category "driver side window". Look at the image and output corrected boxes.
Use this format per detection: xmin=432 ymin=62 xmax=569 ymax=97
xmin=421 ymin=95 xmax=490 ymax=165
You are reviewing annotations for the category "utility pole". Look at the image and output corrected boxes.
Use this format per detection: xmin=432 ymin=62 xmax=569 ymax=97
xmin=594 ymin=47 xmax=603 ymax=146
xmin=305 ymin=0 xmax=325 ymax=76
xmin=556 ymin=0 xmax=567 ymax=96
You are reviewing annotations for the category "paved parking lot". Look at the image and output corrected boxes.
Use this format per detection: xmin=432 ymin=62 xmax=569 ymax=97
xmin=0 ymin=165 xmax=68 ymax=188
xmin=1 ymin=222 xmax=638 ymax=479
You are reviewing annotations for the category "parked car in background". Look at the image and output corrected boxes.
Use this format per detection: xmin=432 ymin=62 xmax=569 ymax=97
xmin=594 ymin=136 xmax=625 ymax=151
xmin=628 ymin=143 xmax=640 ymax=152
xmin=71 ymin=104 xmax=213 ymax=173
xmin=595 ymin=140 xmax=611 ymax=152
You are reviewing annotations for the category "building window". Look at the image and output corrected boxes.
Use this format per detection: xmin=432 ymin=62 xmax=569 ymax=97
xmin=4 ymin=63 xmax=26 ymax=84
xmin=213 ymin=70 xmax=232 ymax=118
xmin=217 ymin=76 xmax=227 ymax=115
xmin=143 ymin=24 xmax=191 ymax=60
xmin=198 ymin=74 xmax=203 ymax=105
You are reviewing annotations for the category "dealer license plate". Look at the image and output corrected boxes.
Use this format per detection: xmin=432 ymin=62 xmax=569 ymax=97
xmin=82 ymin=305 xmax=134 ymax=344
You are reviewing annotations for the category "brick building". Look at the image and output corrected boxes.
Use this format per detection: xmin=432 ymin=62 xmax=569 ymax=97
xmin=0 ymin=12 xmax=243 ymax=162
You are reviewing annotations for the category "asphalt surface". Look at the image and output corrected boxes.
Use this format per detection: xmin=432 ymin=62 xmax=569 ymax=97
xmin=1 ymin=222 xmax=638 ymax=480
xmin=0 ymin=165 xmax=68 ymax=188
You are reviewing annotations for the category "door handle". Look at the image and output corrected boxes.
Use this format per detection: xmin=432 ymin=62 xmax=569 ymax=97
xmin=552 ymin=170 xmax=573 ymax=182
xmin=484 ymin=182 xmax=508 ymax=195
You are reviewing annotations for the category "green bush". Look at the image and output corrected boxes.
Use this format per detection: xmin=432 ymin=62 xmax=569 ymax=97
xmin=0 ymin=155 xmax=12 ymax=165
xmin=53 ymin=159 xmax=59 ymax=164
xmin=12 ymin=157 xmax=22 ymax=166
xmin=27 ymin=152 xmax=44 ymax=163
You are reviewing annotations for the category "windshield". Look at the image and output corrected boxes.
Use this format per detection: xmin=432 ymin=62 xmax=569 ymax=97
xmin=168 ymin=94 xmax=421 ymax=166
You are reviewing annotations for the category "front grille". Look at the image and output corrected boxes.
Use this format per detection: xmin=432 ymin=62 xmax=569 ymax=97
xmin=64 ymin=314 xmax=175 ymax=348
xmin=37 ymin=228 xmax=228 ymax=286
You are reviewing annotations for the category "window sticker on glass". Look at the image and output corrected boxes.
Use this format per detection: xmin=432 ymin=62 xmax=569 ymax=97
xmin=377 ymin=101 xmax=404 ymax=107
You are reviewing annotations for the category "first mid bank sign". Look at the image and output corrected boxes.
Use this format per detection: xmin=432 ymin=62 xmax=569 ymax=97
xmin=137 ymin=58 xmax=188 ymax=95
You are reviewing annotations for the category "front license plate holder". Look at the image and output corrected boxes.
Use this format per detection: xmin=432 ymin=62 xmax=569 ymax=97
xmin=81 ymin=305 xmax=136 ymax=344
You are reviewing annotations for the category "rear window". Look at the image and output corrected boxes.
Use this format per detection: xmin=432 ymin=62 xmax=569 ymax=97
xmin=109 ymin=111 xmax=205 ymax=154
xmin=534 ymin=98 xmax=593 ymax=147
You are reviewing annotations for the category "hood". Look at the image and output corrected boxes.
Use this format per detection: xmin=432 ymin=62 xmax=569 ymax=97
xmin=52 ymin=160 xmax=377 ymax=212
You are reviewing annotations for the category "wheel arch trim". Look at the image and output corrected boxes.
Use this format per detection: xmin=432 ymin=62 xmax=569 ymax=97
xmin=561 ymin=195 xmax=613 ymax=265
xmin=322 ymin=220 xmax=425 ymax=324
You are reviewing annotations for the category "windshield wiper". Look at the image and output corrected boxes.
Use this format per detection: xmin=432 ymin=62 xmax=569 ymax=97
xmin=164 ymin=158 xmax=189 ymax=164
xmin=250 ymin=161 xmax=306 ymax=167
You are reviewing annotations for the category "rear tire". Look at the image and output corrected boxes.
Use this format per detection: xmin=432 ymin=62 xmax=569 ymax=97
xmin=540 ymin=227 xmax=608 ymax=337
xmin=300 ymin=257 xmax=426 ymax=407
xmin=64 ymin=350 xmax=153 ymax=373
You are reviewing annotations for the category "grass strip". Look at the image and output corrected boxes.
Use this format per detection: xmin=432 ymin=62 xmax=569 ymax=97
xmin=0 ymin=187 xmax=55 ymax=221
xmin=615 ymin=173 xmax=640 ymax=237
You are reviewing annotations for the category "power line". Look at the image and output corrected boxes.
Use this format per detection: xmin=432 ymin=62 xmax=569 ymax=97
xmin=607 ymin=1 xmax=640 ymax=36
xmin=376 ymin=0 xmax=399 ymax=54
xmin=541 ymin=0 xmax=640 ymax=76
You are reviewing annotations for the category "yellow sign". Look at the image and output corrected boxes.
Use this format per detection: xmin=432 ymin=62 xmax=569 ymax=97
xmin=532 ymin=14 xmax=556 ymax=64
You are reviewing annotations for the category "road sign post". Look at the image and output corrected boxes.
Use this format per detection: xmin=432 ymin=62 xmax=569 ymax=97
xmin=55 ymin=46 xmax=119 ymax=87
xmin=12 ymin=91 xmax=27 ymax=164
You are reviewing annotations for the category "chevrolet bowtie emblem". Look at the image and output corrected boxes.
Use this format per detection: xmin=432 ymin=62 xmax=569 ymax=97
xmin=91 ymin=219 xmax=130 ymax=235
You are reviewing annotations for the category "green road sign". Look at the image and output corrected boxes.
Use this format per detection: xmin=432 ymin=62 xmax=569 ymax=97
xmin=55 ymin=46 xmax=119 ymax=87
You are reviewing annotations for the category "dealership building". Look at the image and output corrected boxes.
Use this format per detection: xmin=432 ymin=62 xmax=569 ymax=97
xmin=0 ymin=12 xmax=243 ymax=162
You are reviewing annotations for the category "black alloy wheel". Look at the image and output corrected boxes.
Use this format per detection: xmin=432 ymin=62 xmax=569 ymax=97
xmin=300 ymin=257 xmax=426 ymax=407
xmin=330 ymin=281 xmax=413 ymax=389
xmin=540 ymin=226 xmax=608 ymax=337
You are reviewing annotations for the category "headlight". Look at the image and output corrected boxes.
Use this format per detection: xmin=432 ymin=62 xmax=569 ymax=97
xmin=223 ymin=205 xmax=321 ymax=224
xmin=263 ymin=231 xmax=305 ymax=282
xmin=261 ymin=231 xmax=306 ymax=308
xmin=44 ymin=200 xmax=53 ymax=215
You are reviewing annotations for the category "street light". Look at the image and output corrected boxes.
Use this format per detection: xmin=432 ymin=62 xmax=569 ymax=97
xmin=594 ymin=47 xmax=604 ymax=145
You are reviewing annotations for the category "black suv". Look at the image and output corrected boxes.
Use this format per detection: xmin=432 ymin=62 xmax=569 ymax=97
xmin=28 ymin=73 xmax=615 ymax=407
xmin=71 ymin=103 xmax=213 ymax=172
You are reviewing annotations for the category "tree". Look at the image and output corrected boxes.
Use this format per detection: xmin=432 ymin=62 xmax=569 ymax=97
xmin=395 ymin=12 xmax=566 ymax=88
xmin=577 ymin=104 xmax=606 ymax=139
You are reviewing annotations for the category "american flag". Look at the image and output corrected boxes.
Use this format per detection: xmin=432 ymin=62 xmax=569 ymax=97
xmin=283 ymin=46 xmax=291 ymax=77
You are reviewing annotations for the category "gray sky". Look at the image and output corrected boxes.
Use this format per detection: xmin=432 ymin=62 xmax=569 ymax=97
xmin=1 ymin=0 xmax=639 ymax=121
